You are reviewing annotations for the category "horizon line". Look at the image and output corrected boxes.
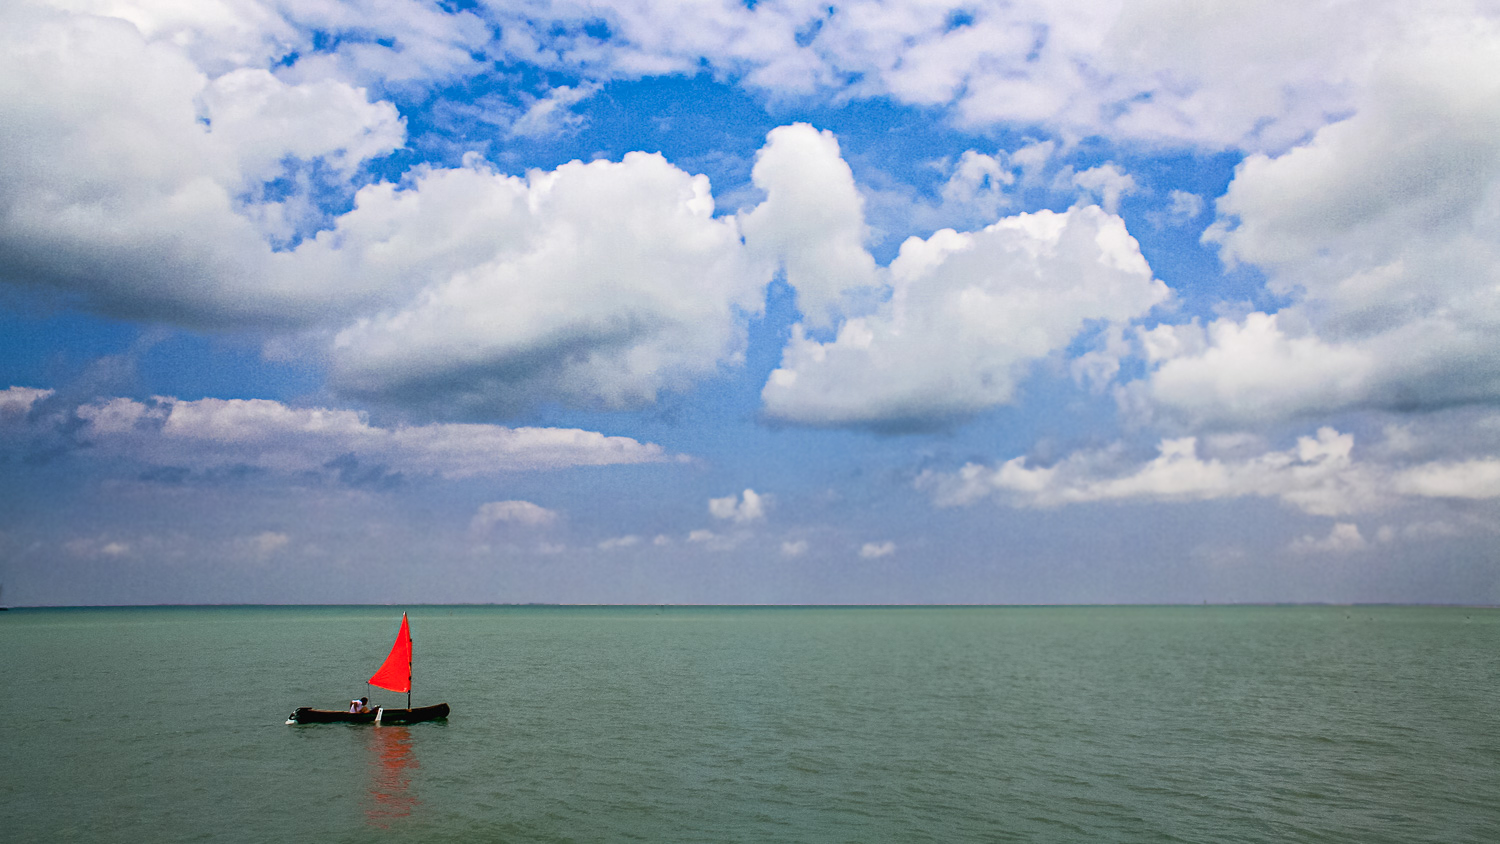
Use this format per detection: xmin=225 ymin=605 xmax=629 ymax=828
xmin=4 ymin=601 xmax=1498 ymax=610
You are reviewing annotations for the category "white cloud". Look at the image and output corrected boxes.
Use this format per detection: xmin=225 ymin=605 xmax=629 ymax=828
xmin=920 ymin=141 xmax=1070 ymax=231
xmin=740 ymin=124 xmax=878 ymax=329
xmin=859 ymin=540 xmax=895 ymax=559
xmin=921 ymin=418 xmax=1500 ymax=518
xmin=1070 ymin=325 xmax=1130 ymax=393
xmin=329 ymin=152 xmax=772 ymax=416
xmin=0 ymin=4 xmax=774 ymax=421
xmin=1393 ymin=460 xmax=1500 ymax=500
xmin=42 ymin=394 xmax=671 ymax=478
xmin=57 ymin=0 xmax=301 ymax=73
xmin=471 ymin=500 xmax=560 ymax=533
xmin=598 ymin=535 xmax=641 ymax=551
xmin=1070 ymin=163 xmax=1136 ymax=213
xmin=1092 ymin=0 xmax=1405 ymax=150
xmin=708 ymin=489 xmax=766 ymax=524
xmin=919 ymin=427 xmax=1382 ymax=517
xmin=687 ymin=528 xmax=742 ymax=551
xmin=6 ymin=1 xmax=1489 ymax=343
xmin=508 ymin=83 xmax=598 ymax=139
xmin=1122 ymin=313 xmax=1375 ymax=428
xmin=1166 ymin=190 xmax=1204 ymax=224
xmin=200 ymin=68 xmax=405 ymax=186
xmin=1289 ymin=523 xmax=1366 ymax=554
xmin=18 ymin=2 xmax=1497 ymax=440
xmin=1133 ymin=20 xmax=1500 ymax=427
xmin=82 ymin=0 xmax=489 ymax=86
xmin=781 ymin=539 xmax=808 ymax=557
xmin=938 ymin=150 xmax=1014 ymax=222
xmin=478 ymin=1 xmax=1440 ymax=151
xmin=763 ymin=205 xmax=1167 ymax=429
xmin=0 ymin=2 xmax=413 ymax=325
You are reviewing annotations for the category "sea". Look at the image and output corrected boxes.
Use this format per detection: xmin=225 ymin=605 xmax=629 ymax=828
xmin=2 ymin=605 xmax=1498 ymax=843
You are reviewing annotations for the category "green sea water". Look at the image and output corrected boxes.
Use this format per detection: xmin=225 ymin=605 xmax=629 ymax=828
xmin=2 ymin=605 xmax=1498 ymax=842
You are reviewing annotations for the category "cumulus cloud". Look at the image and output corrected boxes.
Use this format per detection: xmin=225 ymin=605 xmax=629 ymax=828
xmin=740 ymin=124 xmax=878 ymax=329
xmin=859 ymin=541 xmax=895 ymax=559
xmin=1122 ymin=313 xmax=1375 ymax=428
xmin=0 ymin=1 xmax=414 ymax=326
xmin=597 ymin=535 xmax=641 ymax=551
xmin=8 ymin=392 xmax=670 ymax=478
xmin=329 ymin=153 xmax=772 ymax=417
xmin=781 ymin=539 xmax=808 ymax=557
xmin=0 ymin=4 xmax=779 ymax=420
xmin=1133 ymin=20 xmax=1500 ymax=427
xmin=709 ymin=489 xmax=767 ymax=524
xmin=3 ymin=1 xmax=1479 ymax=345
xmin=741 ymin=134 xmax=1164 ymax=432
xmin=15 ymin=1 xmax=1486 ymax=438
xmin=1070 ymin=163 xmax=1136 ymax=214
xmin=763 ymin=205 xmax=1167 ymax=429
xmin=471 ymin=500 xmax=560 ymax=533
xmin=938 ymin=150 xmax=1015 ymax=222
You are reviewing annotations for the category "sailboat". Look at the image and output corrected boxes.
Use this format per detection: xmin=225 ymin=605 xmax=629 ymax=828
xmin=286 ymin=613 xmax=450 ymax=725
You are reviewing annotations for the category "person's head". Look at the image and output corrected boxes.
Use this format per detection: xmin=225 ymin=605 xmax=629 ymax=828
xmin=361 ymin=697 xmax=368 ymax=704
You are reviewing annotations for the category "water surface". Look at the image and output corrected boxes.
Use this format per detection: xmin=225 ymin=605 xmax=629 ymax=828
xmin=3 ymin=605 xmax=1497 ymax=842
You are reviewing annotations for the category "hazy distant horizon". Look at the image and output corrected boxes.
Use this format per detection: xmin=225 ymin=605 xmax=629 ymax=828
xmin=7 ymin=602 xmax=1499 ymax=611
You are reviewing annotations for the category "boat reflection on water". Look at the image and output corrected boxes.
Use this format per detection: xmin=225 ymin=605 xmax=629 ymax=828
xmin=365 ymin=725 xmax=419 ymax=827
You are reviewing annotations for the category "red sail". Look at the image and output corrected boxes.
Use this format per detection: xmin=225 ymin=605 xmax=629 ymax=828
xmin=369 ymin=613 xmax=412 ymax=693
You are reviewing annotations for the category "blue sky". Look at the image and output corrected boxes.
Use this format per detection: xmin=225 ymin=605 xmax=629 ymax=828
xmin=4 ymin=0 xmax=1500 ymax=606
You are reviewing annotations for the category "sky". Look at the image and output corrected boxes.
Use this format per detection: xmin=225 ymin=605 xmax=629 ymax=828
xmin=4 ymin=0 xmax=1500 ymax=606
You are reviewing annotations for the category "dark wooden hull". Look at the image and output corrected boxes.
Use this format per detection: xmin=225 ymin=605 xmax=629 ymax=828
xmin=377 ymin=702 xmax=450 ymax=724
xmin=286 ymin=707 xmax=378 ymax=725
xmin=285 ymin=703 xmax=449 ymax=725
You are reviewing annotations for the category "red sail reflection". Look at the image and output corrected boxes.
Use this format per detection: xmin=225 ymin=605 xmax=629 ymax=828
xmin=365 ymin=725 xmax=419 ymax=827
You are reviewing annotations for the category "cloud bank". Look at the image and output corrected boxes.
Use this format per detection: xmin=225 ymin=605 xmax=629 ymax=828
xmin=4 ymin=388 xmax=670 ymax=479
xmin=920 ymin=425 xmax=1500 ymax=518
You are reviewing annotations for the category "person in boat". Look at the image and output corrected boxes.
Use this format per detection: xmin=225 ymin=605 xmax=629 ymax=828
xmin=349 ymin=697 xmax=371 ymax=714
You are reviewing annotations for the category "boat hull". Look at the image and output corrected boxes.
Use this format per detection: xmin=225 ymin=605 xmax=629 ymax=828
xmin=377 ymin=702 xmax=450 ymax=724
xmin=286 ymin=707 xmax=378 ymax=725
xmin=285 ymin=703 xmax=449 ymax=725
